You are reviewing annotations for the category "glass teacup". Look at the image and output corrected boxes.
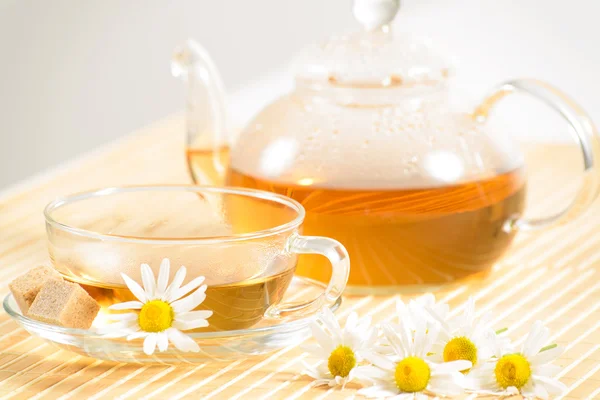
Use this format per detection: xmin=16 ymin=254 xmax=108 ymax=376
xmin=44 ymin=186 xmax=349 ymax=331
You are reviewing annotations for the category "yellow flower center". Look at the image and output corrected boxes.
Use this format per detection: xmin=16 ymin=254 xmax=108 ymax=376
xmin=494 ymin=354 xmax=531 ymax=389
xmin=138 ymin=300 xmax=174 ymax=332
xmin=327 ymin=345 xmax=356 ymax=378
xmin=394 ymin=356 xmax=430 ymax=393
xmin=443 ymin=336 xmax=478 ymax=372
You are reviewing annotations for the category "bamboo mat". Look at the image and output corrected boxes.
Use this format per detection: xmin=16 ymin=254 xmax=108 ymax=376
xmin=0 ymin=114 xmax=598 ymax=399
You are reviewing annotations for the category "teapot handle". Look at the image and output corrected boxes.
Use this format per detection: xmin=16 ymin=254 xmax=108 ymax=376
xmin=172 ymin=39 xmax=228 ymax=182
xmin=474 ymin=79 xmax=600 ymax=232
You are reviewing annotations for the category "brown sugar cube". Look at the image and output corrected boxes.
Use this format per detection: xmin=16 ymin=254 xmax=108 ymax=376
xmin=27 ymin=280 xmax=100 ymax=329
xmin=9 ymin=266 xmax=63 ymax=314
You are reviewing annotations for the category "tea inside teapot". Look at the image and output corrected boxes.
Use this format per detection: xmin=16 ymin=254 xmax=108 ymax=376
xmin=227 ymin=98 xmax=527 ymax=290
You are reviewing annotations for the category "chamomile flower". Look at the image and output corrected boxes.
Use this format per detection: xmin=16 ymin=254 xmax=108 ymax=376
xmin=302 ymin=307 xmax=377 ymax=388
xmin=428 ymin=297 xmax=503 ymax=372
xmin=467 ymin=320 xmax=567 ymax=399
xmin=103 ymin=258 xmax=212 ymax=355
xmin=356 ymin=322 xmax=471 ymax=399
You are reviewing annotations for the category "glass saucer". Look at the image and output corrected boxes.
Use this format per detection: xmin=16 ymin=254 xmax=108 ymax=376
xmin=3 ymin=277 xmax=341 ymax=364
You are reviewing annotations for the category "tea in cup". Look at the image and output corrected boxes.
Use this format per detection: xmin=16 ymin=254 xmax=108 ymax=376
xmin=44 ymin=186 xmax=349 ymax=331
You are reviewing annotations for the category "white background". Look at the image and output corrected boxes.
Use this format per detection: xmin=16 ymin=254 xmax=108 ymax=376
xmin=0 ymin=0 xmax=598 ymax=189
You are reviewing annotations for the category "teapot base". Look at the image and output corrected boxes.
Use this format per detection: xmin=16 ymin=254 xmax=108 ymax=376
xmin=341 ymin=268 xmax=493 ymax=296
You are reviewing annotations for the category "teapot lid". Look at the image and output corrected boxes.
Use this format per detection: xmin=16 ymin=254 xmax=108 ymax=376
xmin=293 ymin=0 xmax=451 ymax=89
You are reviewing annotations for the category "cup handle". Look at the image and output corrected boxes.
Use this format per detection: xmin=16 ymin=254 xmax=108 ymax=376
xmin=473 ymin=79 xmax=600 ymax=232
xmin=265 ymin=234 xmax=350 ymax=319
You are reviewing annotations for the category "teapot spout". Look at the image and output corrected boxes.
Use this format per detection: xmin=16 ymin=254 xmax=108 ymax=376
xmin=172 ymin=39 xmax=228 ymax=184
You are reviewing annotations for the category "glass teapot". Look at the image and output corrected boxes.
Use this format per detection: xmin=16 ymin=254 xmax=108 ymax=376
xmin=172 ymin=0 xmax=600 ymax=294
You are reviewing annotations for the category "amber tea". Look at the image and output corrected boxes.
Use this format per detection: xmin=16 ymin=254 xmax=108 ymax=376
xmin=228 ymin=167 xmax=526 ymax=290
xmin=67 ymin=267 xmax=295 ymax=332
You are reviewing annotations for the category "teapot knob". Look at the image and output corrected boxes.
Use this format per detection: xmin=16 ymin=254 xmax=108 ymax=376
xmin=353 ymin=0 xmax=400 ymax=31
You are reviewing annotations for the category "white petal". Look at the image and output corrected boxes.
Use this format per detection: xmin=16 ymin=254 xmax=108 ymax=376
xmin=523 ymin=320 xmax=549 ymax=357
xmin=355 ymin=315 xmax=372 ymax=334
xmin=363 ymin=351 xmax=396 ymax=371
xmin=396 ymin=298 xmax=408 ymax=321
xmin=534 ymin=363 xmax=562 ymax=377
xmin=171 ymin=286 xmax=207 ymax=313
xmin=157 ymin=332 xmax=169 ymax=352
xmin=428 ymin=372 xmax=464 ymax=395
xmin=176 ymin=310 xmax=213 ymax=321
xmin=506 ymin=386 xmax=520 ymax=394
xmin=534 ymin=381 xmax=549 ymax=400
xmin=316 ymin=363 xmax=330 ymax=376
xmin=301 ymin=362 xmax=324 ymax=380
xmin=417 ymin=293 xmax=435 ymax=307
xmin=169 ymin=276 xmax=206 ymax=302
xmin=173 ymin=319 xmax=209 ymax=331
xmin=121 ymin=273 xmax=148 ymax=303
xmin=364 ymin=324 xmax=378 ymax=344
xmin=333 ymin=375 xmax=345 ymax=387
xmin=344 ymin=331 xmax=361 ymax=352
xmin=427 ymin=351 xmax=444 ymax=363
xmin=431 ymin=360 xmax=472 ymax=374
xmin=530 ymin=346 xmax=563 ymax=365
xmin=143 ymin=334 xmax=157 ymax=355
xmin=521 ymin=376 xmax=536 ymax=397
xmin=353 ymin=365 xmax=389 ymax=381
xmin=356 ymin=326 xmax=378 ymax=356
xmin=476 ymin=333 xmax=497 ymax=361
xmin=345 ymin=312 xmax=358 ymax=333
xmin=107 ymin=313 xmax=138 ymax=322
xmin=166 ymin=328 xmax=200 ymax=352
xmin=140 ymin=263 xmax=156 ymax=298
xmin=318 ymin=308 xmax=342 ymax=344
xmin=156 ymin=258 xmax=170 ymax=297
xmin=424 ymin=304 xmax=451 ymax=335
xmin=344 ymin=315 xmax=360 ymax=348
xmin=383 ymin=324 xmax=407 ymax=359
xmin=413 ymin=324 xmax=427 ymax=356
xmin=301 ymin=344 xmax=325 ymax=358
xmin=162 ymin=266 xmax=187 ymax=302
xmin=313 ymin=378 xmax=333 ymax=387
xmin=422 ymin=323 xmax=439 ymax=356
xmin=310 ymin=323 xmax=334 ymax=354
xmin=108 ymin=301 xmax=144 ymax=310
xmin=532 ymin=375 xmax=568 ymax=395
xmin=358 ymin=383 xmax=399 ymax=398
xmin=127 ymin=331 xmax=149 ymax=340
